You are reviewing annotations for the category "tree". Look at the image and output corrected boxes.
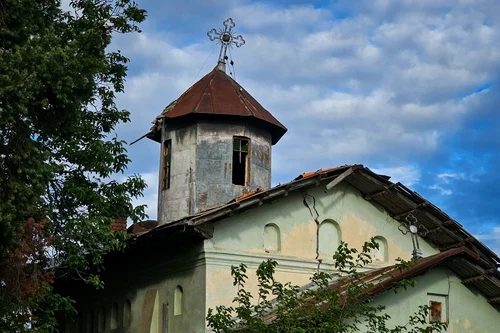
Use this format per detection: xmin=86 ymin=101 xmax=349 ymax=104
xmin=0 ymin=0 xmax=146 ymax=331
xmin=207 ymin=240 xmax=448 ymax=333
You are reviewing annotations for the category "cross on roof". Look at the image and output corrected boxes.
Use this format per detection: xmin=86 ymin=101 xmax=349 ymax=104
xmin=207 ymin=18 xmax=245 ymax=66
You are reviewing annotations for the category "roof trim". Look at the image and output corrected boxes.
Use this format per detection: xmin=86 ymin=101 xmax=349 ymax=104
xmin=134 ymin=164 xmax=500 ymax=267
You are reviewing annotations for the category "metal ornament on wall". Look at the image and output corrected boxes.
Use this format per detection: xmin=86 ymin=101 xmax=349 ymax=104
xmin=207 ymin=18 xmax=246 ymax=64
xmin=397 ymin=212 xmax=429 ymax=260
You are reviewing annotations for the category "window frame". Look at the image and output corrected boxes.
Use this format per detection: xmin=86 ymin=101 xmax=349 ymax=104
xmin=162 ymin=139 xmax=172 ymax=190
xmin=232 ymin=136 xmax=250 ymax=187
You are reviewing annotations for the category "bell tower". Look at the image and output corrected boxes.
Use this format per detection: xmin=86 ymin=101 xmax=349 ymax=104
xmin=141 ymin=19 xmax=287 ymax=224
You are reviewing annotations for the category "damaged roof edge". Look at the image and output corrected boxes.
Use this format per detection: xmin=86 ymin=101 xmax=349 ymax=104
xmin=133 ymin=164 xmax=500 ymax=267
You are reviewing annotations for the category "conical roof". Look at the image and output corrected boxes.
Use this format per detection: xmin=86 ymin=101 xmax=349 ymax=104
xmin=149 ymin=67 xmax=287 ymax=145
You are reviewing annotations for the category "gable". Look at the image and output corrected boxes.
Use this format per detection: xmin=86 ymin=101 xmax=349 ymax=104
xmin=210 ymin=179 xmax=438 ymax=264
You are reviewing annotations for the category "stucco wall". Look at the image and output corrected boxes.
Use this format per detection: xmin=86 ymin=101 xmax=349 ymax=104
xmin=205 ymin=181 xmax=439 ymax=314
xmin=373 ymin=267 xmax=500 ymax=333
xmin=159 ymin=119 xmax=272 ymax=224
xmin=158 ymin=122 xmax=197 ymax=223
xmin=195 ymin=120 xmax=272 ymax=212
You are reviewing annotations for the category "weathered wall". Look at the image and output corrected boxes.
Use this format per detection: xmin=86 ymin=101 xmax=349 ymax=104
xmin=195 ymin=120 xmax=272 ymax=212
xmin=373 ymin=267 xmax=500 ymax=333
xmin=61 ymin=244 xmax=207 ymax=333
xmin=159 ymin=119 xmax=272 ymax=224
xmin=158 ymin=122 xmax=197 ymax=223
xmin=204 ymin=181 xmax=439 ymax=315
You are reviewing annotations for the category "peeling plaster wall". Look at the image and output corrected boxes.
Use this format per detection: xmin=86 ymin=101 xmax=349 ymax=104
xmin=159 ymin=120 xmax=272 ymax=224
xmin=373 ymin=267 xmax=500 ymax=333
xmin=159 ymin=122 xmax=197 ymax=223
xmin=204 ymin=181 xmax=439 ymax=315
xmin=61 ymin=245 xmax=207 ymax=333
xmin=195 ymin=120 xmax=272 ymax=212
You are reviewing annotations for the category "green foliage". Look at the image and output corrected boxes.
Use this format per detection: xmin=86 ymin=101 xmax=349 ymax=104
xmin=0 ymin=0 xmax=146 ymax=330
xmin=207 ymin=239 xmax=448 ymax=333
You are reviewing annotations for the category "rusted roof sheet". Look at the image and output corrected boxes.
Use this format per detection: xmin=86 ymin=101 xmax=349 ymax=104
xmin=148 ymin=67 xmax=287 ymax=145
xmin=260 ymin=247 xmax=500 ymax=325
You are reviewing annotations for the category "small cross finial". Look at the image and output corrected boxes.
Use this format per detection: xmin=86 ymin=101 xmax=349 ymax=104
xmin=207 ymin=18 xmax=245 ymax=72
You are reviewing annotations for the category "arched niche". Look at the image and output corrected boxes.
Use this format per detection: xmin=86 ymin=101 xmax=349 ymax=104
xmin=97 ymin=306 xmax=106 ymax=332
xmin=319 ymin=220 xmax=341 ymax=259
xmin=174 ymin=286 xmax=183 ymax=316
xmin=372 ymin=236 xmax=388 ymax=262
xmin=123 ymin=300 xmax=131 ymax=327
xmin=110 ymin=302 xmax=119 ymax=329
xmin=264 ymin=223 xmax=281 ymax=252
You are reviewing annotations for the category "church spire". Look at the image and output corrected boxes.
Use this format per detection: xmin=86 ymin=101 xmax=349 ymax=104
xmin=207 ymin=18 xmax=245 ymax=73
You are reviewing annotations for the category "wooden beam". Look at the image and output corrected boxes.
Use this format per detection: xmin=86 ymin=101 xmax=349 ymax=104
xmin=392 ymin=202 xmax=429 ymax=220
xmin=488 ymin=296 xmax=500 ymax=303
xmin=325 ymin=167 xmax=355 ymax=192
xmin=364 ymin=182 xmax=400 ymax=200
xmin=462 ymin=275 xmax=485 ymax=284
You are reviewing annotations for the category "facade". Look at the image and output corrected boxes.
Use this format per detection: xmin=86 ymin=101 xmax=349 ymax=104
xmin=59 ymin=65 xmax=500 ymax=333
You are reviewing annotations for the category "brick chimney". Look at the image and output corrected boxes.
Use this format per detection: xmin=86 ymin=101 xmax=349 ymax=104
xmin=111 ymin=217 xmax=127 ymax=233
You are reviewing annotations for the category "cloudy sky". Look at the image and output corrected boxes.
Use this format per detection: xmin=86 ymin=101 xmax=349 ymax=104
xmin=105 ymin=0 xmax=500 ymax=254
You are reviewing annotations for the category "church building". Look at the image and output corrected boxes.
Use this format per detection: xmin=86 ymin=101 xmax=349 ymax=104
xmin=60 ymin=19 xmax=500 ymax=333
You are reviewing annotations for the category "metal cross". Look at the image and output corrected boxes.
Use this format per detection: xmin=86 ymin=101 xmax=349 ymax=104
xmin=397 ymin=213 xmax=429 ymax=259
xmin=207 ymin=18 xmax=245 ymax=64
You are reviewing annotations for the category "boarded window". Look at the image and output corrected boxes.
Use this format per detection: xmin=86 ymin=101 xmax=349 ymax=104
xmin=123 ymin=300 xmax=131 ymax=327
xmin=430 ymin=301 xmax=442 ymax=322
xmin=372 ymin=236 xmax=388 ymax=262
xmin=264 ymin=224 xmax=281 ymax=252
xmin=162 ymin=303 xmax=168 ymax=333
xmin=232 ymin=137 xmax=249 ymax=186
xmin=162 ymin=139 xmax=172 ymax=190
xmin=110 ymin=302 xmax=119 ymax=329
xmin=174 ymin=286 xmax=183 ymax=316
xmin=319 ymin=220 xmax=341 ymax=258
xmin=428 ymin=294 xmax=448 ymax=323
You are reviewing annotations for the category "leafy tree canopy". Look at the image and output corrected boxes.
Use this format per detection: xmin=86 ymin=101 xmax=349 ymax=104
xmin=207 ymin=240 xmax=448 ymax=333
xmin=0 ymin=0 xmax=146 ymax=330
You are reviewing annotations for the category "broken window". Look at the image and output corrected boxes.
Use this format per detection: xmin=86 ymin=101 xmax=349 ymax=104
xmin=430 ymin=301 xmax=442 ymax=322
xmin=162 ymin=139 xmax=172 ymax=190
xmin=232 ymin=137 xmax=249 ymax=186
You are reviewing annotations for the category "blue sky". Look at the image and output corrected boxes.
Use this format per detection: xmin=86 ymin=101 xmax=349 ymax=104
xmin=101 ymin=0 xmax=500 ymax=254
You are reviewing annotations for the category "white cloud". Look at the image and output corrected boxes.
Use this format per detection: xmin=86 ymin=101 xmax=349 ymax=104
xmin=113 ymin=0 xmax=500 ymax=201
xmin=476 ymin=227 xmax=500 ymax=255
xmin=371 ymin=165 xmax=421 ymax=186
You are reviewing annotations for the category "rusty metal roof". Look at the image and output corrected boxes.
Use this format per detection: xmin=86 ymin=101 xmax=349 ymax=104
xmin=145 ymin=67 xmax=287 ymax=145
xmin=259 ymin=247 xmax=500 ymax=325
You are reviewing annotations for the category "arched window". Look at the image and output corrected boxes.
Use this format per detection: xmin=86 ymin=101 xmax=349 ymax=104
xmin=97 ymin=306 xmax=106 ymax=332
xmin=264 ymin=223 xmax=281 ymax=252
xmin=123 ymin=300 xmax=131 ymax=327
xmin=372 ymin=236 xmax=388 ymax=262
xmin=110 ymin=302 xmax=119 ymax=329
xmin=319 ymin=220 xmax=341 ymax=259
xmin=174 ymin=286 xmax=183 ymax=316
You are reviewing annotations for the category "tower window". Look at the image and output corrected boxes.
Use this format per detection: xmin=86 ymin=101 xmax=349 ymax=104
xmin=162 ymin=140 xmax=172 ymax=190
xmin=232 ymin=137 xmax=249 ymax=186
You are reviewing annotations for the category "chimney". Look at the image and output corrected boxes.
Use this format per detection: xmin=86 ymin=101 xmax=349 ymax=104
xmin=111 ymin=217 xmax=127 ymax=233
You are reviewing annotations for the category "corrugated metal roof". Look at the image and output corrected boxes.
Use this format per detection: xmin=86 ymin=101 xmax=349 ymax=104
xmin=138 ymin=165 xmax=499 ymax=268
xmin=145 ymin=67 xmax=287 ymax=145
